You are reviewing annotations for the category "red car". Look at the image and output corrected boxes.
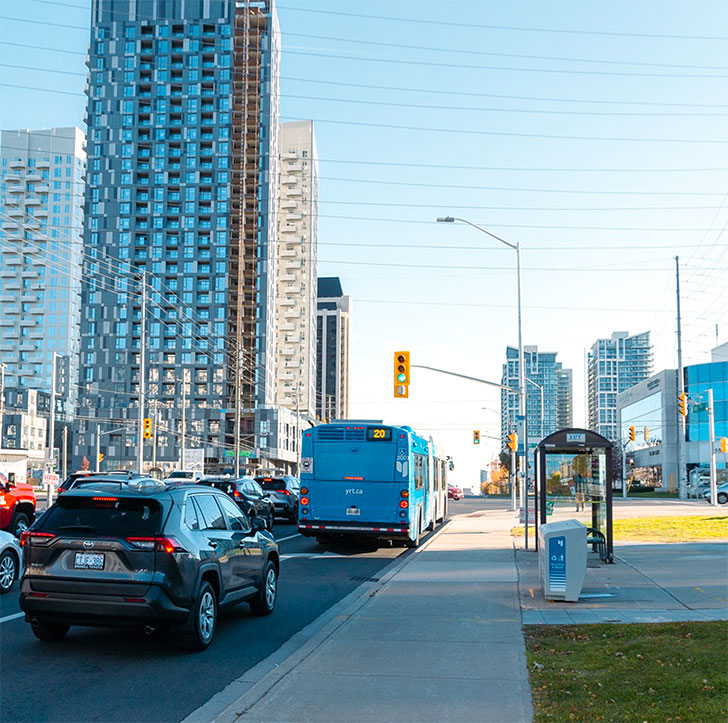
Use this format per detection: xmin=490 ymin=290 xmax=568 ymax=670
xmin=0 ymin=473 xmax=36 ymax=537
xmin=447 ymin=485 xmax=464 ymax=501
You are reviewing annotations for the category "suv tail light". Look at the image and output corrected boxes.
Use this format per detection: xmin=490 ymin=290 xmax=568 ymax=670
xmin=20 ymin=531 xmax=56 ymax=547
xmin=282 ymin=489 xmax=291 ymax=496
xmin=233 ymin=489 xmax=240 ymax=498
xmin=126 ymin=536 xmax=185 ymax=554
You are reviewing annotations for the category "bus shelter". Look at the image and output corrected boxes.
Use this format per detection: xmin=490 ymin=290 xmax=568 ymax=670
xmin=534 ymin=428 xmax=614 ymax=563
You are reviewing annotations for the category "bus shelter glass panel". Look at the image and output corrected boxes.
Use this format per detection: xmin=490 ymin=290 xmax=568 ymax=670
xmin=542 ymin=449 xmax=609 ymax=540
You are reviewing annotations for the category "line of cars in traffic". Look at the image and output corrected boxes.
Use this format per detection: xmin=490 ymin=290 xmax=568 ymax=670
xmin=3 ymin=470 xmax=302 ymax=650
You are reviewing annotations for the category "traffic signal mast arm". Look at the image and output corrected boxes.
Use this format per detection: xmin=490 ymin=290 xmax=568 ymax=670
xmin=411 ymin=364 xmax=517 ymax=392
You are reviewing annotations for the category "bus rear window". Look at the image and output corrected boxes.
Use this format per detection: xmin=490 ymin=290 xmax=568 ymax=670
xmin=38 ymin=496 xmax=163 ymax=538
xmin=366 ymin=427 xmax=392 ymax=441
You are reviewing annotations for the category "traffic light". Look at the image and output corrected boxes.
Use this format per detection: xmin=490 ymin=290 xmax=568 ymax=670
xmin=721 ymin=437 xmax=728 ymax=454
xmin=677 ymin=392 xmax=687 ymax=417
xmin=473 ymin=430 xmax=480 ymax=445
xmin=644 ymin=427 xmax=649 ymax=441
xmin=98 ymin=453 xmax=104 ymax=463
xmin=506 ymin=432 xmax=518 ymax=451
xmin=629 ymin=426 xmax=635 ymax=442
xmin=393 ymin=351 xmax=410 ymax=399
xmin=143 ymin=417 xmax=152 ymax=439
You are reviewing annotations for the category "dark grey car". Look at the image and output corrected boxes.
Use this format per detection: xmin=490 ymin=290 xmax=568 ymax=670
xmin=19 ymin=479 xmax=279 ymax=651
xmin=255 ymin=476 xmax=300 ymax=523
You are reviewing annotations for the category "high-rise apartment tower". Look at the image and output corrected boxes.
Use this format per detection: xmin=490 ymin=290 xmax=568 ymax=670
xmin=587 ymin=331 xmax=652 ymax=442
xmin=275 ymin=121 xmax=318 ymax=420
xmin=0 ymin=127 xmax=85 ymax=446
xmin=74 ymin=0 xmax=280 ymax=472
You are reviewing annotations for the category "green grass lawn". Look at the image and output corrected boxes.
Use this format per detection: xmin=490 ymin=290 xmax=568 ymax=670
xmin=512 ymin=515 xmax=728 ymax=542
xmin=613 ymin=515 xmax=728 ymax=541
xmin=525 ymin=621 xmax=728 ymax=722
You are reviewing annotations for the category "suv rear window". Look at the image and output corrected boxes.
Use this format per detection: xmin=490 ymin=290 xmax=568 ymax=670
xmin=37 ymin=496 xmax=163 ymax=538
xmin=256 ymin=477 xmax=286 ymax=491
xmin=199 ymin=479 xmax=235 ymax=496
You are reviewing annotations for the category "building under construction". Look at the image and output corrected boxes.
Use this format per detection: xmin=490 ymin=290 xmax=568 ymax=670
xmin=74 ymin=0 xmax=280 ymax=473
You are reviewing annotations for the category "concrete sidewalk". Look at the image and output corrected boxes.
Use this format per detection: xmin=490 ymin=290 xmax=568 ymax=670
xmin=207 ymin=508 xmax=532 ymax=723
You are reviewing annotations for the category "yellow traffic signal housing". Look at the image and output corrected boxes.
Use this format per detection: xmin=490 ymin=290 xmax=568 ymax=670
xmin=506 ymin=432 xmax=518 ymax=451
xmin=143 ymin=417 xmax=152 ymax=439
xmin=393 ymin=351 xmax=410 ymax=398
xmin=644 ymin=427 xmax=649 ymax=441
xmin=473 ymin=430 xmax=480 ymax=445
xmin=677 ymin=392 xmax=687 ymax=417
xmin=629 ymin=426 xmax=636 ymax=442
xmin=98 ymin=453 xmax=104 ymax=463
xmin=721 ymin=437 xmax=728 ymax=453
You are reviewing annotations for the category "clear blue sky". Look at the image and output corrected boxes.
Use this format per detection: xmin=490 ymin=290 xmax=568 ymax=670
xmin=1 ymin=0 xmax=727 ymax=485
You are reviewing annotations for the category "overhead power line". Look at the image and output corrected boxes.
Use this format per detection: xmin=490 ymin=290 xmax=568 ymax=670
xmin=275 ymin=4 xmax=728 ymax=41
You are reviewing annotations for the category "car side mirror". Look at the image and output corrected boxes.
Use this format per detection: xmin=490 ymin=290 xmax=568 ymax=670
xmin=251 ymin=517 xmax=266 ymax=533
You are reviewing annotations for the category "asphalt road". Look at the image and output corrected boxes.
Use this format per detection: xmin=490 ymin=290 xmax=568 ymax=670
xmin=0 ymin=504 xmax=464 ymax=723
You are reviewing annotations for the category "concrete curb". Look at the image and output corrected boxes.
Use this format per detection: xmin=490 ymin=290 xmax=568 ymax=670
xmin=182 ymin=520 xmax=452 ymax=723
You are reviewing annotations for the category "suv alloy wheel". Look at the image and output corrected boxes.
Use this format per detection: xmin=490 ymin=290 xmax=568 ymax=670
xmin=186 ymin=581 xmax=217 ymax=651
xmin=249 ymin=560 xmax=277 ymax=616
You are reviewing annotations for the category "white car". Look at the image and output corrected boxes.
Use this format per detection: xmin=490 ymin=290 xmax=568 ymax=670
xmin=162 ymin=470 xmax=204 ymax=484
xmin=0 ymin=529 xmax=23 ymax=594
xmin=703 ymin=482 xmax=728 ymax=505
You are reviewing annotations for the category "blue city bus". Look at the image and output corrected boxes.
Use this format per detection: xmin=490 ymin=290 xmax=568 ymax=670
xmin=298 ymin=421 xmax=450 ymax=546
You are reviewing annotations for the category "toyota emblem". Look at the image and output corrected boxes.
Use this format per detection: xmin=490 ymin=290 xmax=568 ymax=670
xmin=83 ymin=540 xmax=94 ymax=549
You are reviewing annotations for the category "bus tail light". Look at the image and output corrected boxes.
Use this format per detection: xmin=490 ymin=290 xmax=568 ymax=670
xmin=400 ymin=490 xmax=409 ymax=498
xmin=300 ymin=496 xmax=309 ymax=506
xmin=399 ymin=500 xmax=408 ymax=509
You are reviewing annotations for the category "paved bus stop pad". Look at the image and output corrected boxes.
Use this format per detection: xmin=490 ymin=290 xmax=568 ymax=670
xmin=197 ymin=503 xmax=726 ymax=723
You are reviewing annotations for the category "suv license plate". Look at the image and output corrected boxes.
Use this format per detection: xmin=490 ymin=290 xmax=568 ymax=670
xmin=74 ymin=552 xmax=105 ymax=570
xmin=346 ymin=507 xmax=360 ymax=516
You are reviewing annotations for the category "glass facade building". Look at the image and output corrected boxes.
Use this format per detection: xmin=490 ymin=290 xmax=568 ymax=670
xmin=315 ymin=277 xmax=351 ymax=421
xmin=0 ymin=127 xmax=86 ymax=445
xmin=685 ymin=361 xmax=728 ymax=442
xmin=74 ymin=0 xmax=280 ymax=472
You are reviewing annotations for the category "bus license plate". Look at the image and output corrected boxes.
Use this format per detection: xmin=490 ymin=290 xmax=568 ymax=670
xmin=74 ymin=552 xmax=104 ymax=570
xmin=346 ymin=507 xmax=360 ymax=516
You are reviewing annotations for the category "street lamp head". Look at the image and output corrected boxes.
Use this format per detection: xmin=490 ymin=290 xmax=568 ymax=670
xmin=436 ymin=216 xmax=455 ymax=223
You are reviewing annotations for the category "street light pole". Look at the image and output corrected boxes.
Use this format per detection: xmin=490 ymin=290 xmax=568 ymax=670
xmin=437 ymin=216 xmax=527 ymax=509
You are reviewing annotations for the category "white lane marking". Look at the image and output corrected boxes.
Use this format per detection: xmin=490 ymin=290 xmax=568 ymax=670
xmin=275 ymin=533 xmax=301 ymax=543
xmin=0 ymin=612 xmax=24 ymax=624
xmin=281 ymin=553 xmax=348 ymax=560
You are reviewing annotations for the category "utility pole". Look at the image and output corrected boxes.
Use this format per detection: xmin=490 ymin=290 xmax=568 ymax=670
xmin=675 ymin=256 xmax=687 ymax=499
xmin=46 ymin=351 xmax=58 ymax=505
xmin=137 ymin=271 xmax=147 ymax=474
xmin=152 ymin=399 xmax=158 ymax=471
xmin=708 ymin=387 xmax=717 ymax=507
xmin=0 ymin=362 xmax=6 ymax=449
xmin=62 ymin=425 xmax=68 ymax=481
xmin=181 ymin=368 xmax=189 ymax=470
xmin=234 ymin=350 xmax=242 ymax=477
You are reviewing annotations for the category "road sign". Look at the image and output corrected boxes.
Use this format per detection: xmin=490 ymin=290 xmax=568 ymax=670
xmin=43 ymin=472 xmax=59 ymax=487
